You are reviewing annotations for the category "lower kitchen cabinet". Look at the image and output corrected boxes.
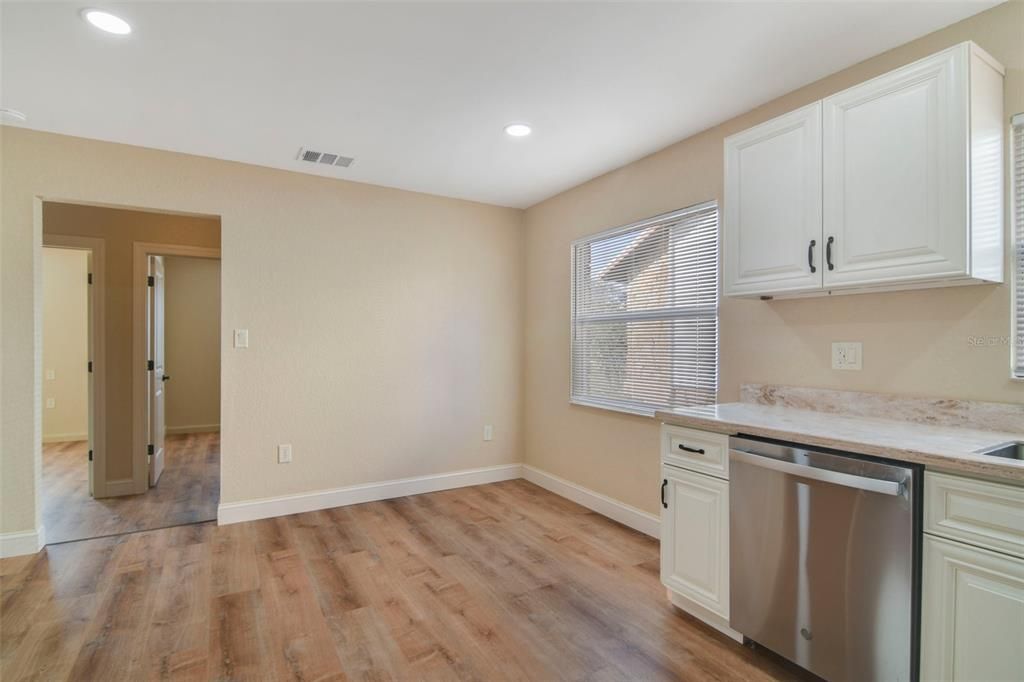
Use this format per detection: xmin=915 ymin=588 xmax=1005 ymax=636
xmin=921 ymin=534 xmax=1024 ymax=681
xmin=660 ymin=464 xmax=729 ymax=619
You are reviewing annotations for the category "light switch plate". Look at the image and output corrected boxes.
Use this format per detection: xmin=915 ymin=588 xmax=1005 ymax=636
xmin=278 ymin=444 xmax=292 ymax=463
xmin=832 ymin=342 xmax=862 ymax=371
xmin=234 ymin=329 xmax=249 ymax=349
xmin=45 ymin=369 xmax=55 ymax=381
xmin=483 ymin=425 xmax=493 ymax=441
xmin=45 ymin=397 xmax=55 ymax=409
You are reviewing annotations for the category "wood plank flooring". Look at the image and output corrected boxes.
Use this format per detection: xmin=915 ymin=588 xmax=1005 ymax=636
xmin=42 ymin=432 xmax=220 ymax=544
xmin=3 ymin=479 xmax=810 ymax=681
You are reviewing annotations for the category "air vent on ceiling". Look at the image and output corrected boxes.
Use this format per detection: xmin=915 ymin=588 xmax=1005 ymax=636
xmin=296 ymin=147 xmax=354 ymax=168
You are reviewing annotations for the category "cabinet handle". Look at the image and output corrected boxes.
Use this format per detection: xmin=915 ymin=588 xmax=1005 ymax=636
xmin=807 ymin=239 xmax=816 ymax=273
xmin=678 ymin=444 xmax=705 ymax=455
xmin=826 ymin=236 xmax=835 ymax=271
xmin=661 ymin=479 xmax=668 ymax=509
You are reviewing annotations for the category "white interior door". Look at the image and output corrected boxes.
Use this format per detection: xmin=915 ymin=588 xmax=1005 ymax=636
xmin=147 ymin=255 xmax=166 ymax=487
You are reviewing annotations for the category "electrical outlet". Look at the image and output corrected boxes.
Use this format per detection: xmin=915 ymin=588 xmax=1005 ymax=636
xmin=234 ymin=329 xmax=249 ymax=349
xmin=277 ymin=443 xmax=292 ymax=463
xmin=45 ymin=368 xmax=55 ymax=381
xmin=483 ymin=424 xmax=494 ymax=441
xmin=831 ymin=342 xmax=863 ymax=371
xmin=45 ymin=397 xmax=55 ymax=409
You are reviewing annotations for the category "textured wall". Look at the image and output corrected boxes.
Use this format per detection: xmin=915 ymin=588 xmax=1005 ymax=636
xmin=523 ymin=2 xmax=1024 ymax=515
xmin=42 ymin=247 xmax=89 ymax=442
xmin=1 ymin=129 xmax=524 ymax=535
xmin=164 ymin=256 xmax=221 ymax=433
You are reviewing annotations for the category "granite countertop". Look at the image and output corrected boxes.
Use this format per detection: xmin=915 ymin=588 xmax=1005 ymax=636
xmin=655 ymin=402 xmax=1024 ymax=483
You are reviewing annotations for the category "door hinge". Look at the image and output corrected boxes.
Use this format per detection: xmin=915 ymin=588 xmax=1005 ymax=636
xmin=147 ymin=275 xmax=155 ymax=287
xmin=147 ymin=359 xmax=154 ymax=371
xmin=88 ymin=272 xmax=93 ymax=285
xmin=88 ymin=360 xmax=93 ymax=373
xmin=88 ymin=449 xmax=93 ymax=462
xmin=147 ymin=443 xmax=154 ymax=456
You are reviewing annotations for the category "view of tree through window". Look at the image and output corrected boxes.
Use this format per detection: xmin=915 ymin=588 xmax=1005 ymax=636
xmin=571 ymin=202 xmax=719 ymax=415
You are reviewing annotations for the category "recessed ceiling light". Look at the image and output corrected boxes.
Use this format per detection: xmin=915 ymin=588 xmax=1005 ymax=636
xmin=504 ymin=123 xmax=532 ymax=137
xmin=81 ymin=8 xmax=132 ymax=35
xmin=0 ymin=108 xmax=27 ymax=122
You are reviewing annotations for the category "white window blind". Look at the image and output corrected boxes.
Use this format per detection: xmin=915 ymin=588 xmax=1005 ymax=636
xmin=1013 ymin=113 xmax=1024 ymax=378
xmin=571 ymin=201 xmax=719 ymax=415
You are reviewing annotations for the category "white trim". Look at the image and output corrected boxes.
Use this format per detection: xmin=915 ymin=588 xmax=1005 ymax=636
xmin=521 ymin=464 xmax=660 ymax=538
xmin=0 ymin=526 xmax=46 ymax=558
xmin=42 ymin=432 xmax=89 ymax=443
xmin=218 ymin=463 xmax=523 ymax=525
xmin=166 ymin=424 xmax=220 ymax=435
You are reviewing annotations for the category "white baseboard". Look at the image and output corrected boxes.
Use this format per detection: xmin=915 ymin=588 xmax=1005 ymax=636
xmin=521 ymin=464 xmax=660 ymax=538
xmin=166 ymin=424 xmax=220 ymax=435
xmin=218 ymin=463 xmax=524 ymax=525
xmin=42 ymin=432 xmax=87 ymax=443
xmin=0 ymin=526 xmax=46 ymax=558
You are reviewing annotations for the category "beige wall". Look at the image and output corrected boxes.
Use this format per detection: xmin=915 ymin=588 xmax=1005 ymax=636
xmin=42 ymin=203 xmax=221 ymax=483
xmin=1 ymin=127 xmax=524 ymax=535
xmin=523 ymin=2 xmax=1024 ymax=515
xmin=42 ymin=247 xmax=89 ymax=442
xmin=164 ymin=256 xmax=221 ymax=433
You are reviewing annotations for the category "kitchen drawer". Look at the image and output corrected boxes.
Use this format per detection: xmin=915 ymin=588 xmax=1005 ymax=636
xmin=925 ymin=472 xmax=1024 ymax=559
xmin=661 ymin=425 xmax=730 ymax=480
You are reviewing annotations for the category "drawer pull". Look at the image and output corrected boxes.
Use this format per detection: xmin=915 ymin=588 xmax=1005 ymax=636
xmin=678 ymin=444 xmax=705 ymax=455
xmin=661 ymin=479 xmax=668 ymax=508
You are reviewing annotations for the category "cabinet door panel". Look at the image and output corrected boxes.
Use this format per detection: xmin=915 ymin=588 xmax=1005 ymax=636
xmin=921 ymin=535 xmax=1024 ymax=682
xmin=724 ymin=103 xmax=822 ymax=296
xmin=660 ymin=465 xmax=729 ymax=617
xmin=823 ymin=47 xmax=968 ymax=287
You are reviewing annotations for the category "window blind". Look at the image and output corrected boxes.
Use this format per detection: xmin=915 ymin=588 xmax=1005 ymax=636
xmin=571 ymin=201 xmax=719 ymax=416
xmin=1013 ymin=113 xmax=1024 ymax=378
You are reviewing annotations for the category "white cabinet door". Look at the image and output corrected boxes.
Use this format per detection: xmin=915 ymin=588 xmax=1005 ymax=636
xmin=921 ymin=535 xmax=1024 ymax=682
xmin=660 ymin=465 xmax=729 ymax=618
xmin=724 ymin=102 xmax=823 ymax=296
xmin=822 ymin=47 xmax=968 ymax=288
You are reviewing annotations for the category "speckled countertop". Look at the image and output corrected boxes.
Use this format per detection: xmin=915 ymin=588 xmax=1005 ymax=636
xmin=656 ymin=402 xmax=1024 ymax=483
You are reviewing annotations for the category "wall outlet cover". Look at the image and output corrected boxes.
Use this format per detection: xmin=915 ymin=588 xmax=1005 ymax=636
xmin=45 ymin=397 xmax=55 ymax=409
xmin=831 ymin=342 xmax=863 ymax=371
xmin=234 ymin=329 xmax=249 ymax=349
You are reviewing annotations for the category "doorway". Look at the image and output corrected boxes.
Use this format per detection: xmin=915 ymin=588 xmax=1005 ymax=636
xmin=40 ymin=200 xmax=221 ymax=545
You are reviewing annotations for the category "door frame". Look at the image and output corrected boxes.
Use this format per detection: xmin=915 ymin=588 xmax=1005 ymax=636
xmin=41 ymin=234 xmax=108 ymax=497
xmin=131 ymin=242 xmax=221 ymax=494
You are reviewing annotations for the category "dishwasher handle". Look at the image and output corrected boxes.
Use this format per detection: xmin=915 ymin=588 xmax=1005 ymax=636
xmin=730 ymin=448 xmax=903 ymax=496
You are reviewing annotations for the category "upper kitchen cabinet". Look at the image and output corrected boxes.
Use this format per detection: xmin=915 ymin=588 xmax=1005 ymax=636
xmin=723 ymin=42 xmax=1004 ymax=299
xmin=724 ymin=103 xmax=823 ymax=296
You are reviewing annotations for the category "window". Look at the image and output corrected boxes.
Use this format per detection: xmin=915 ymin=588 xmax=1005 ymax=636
xmin=571 ymin=201 xmax=718 ymax=415
xmin=1013 ymin=113 xmax=1024 ymax=378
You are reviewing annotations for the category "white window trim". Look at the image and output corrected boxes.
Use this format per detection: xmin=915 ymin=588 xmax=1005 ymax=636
xmin=1012 ymin=112 xmax=1024 ymax=380
xmin=569 ymin=200 xmax=719 ymax=416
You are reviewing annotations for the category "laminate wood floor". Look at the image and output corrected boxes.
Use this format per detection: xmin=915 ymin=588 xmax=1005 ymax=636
xmin=3 ymin=479 xmax=810 ymax=681
xmin=42 ymin=432 xmax=220 ymax=545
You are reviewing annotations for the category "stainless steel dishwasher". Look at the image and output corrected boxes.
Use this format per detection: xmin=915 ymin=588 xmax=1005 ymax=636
xmin=729 ymin=435 xmax=921 ymax=682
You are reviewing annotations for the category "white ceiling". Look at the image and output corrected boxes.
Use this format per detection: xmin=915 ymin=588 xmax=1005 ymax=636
xmin=1 ymin=1 xmax=999 ymax=208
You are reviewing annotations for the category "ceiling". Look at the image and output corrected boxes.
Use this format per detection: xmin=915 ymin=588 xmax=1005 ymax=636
xmin=1 ymin=1 xmax=999 ymax=208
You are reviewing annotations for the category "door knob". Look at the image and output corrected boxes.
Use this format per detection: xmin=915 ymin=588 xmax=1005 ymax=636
xmin=161 ymin=374 xmax=171 ymax=382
